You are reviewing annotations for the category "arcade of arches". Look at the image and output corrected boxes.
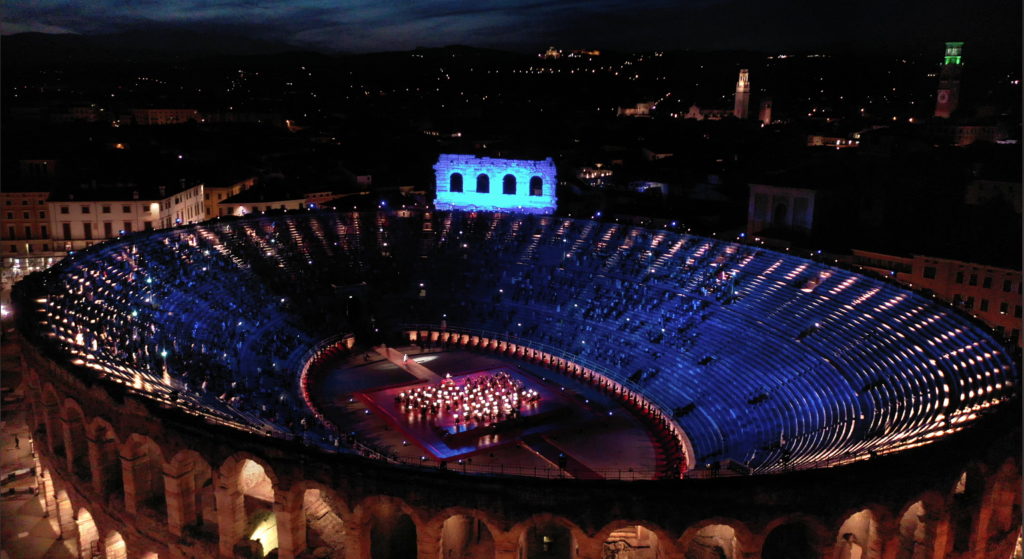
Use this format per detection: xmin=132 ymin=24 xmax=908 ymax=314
xmin=11 ymin=336 xmax=1022 ymax=559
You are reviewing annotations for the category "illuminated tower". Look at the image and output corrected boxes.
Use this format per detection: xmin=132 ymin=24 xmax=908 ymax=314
xmin=934 ymin=42 xmax=963 ymax=118
xmin=734 ymin=69 xmax=750 ymax=119
xmin=758 ymin=98 xmax=772 ymax=125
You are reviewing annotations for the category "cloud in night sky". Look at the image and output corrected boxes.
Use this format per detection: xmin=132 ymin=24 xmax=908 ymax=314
xmin=1 ymin=0 xmax=1019 ymax=54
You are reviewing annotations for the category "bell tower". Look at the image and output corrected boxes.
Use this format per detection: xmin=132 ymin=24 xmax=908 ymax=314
xmin=934 ymin=42 xmax=963 ymax=118
xmin=734 ymin=69 xmax=750 ymax=119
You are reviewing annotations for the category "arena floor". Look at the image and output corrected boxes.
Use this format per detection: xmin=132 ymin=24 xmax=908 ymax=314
xmin=308 ymin=348 xmax=660 ymax=479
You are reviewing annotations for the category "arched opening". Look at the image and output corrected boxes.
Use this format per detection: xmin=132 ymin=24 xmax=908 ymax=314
xmin=603 ymin=525 xmax=659 ymax=559
xmin=369 ymin=501 xmax=417 ymax=559
xmin=503 ymin=174 xmax=517 ymax=195
xmin=529 ymin=177 xmax=543 ymax=196
xmin=104 ymin=531 xmax=128 ymax=559
xmin=120 ymin=435 xmax=166 ymax=519
xmin=519 ymin=520 xmax=574 ymax=559
xmin=304 ymin=488 xmax=348 ymax=558
xmin=835 ymin=510 xmax=879 ymax=559
xmin=762 ymin=522 xmax=819 ymax=559
xmin=166 ymin=450 xmax=215 ymax=537
xmin=951 ymin=468 xmax=983 ymax=553
xmin=64 ymin=403 xmax=90 ymax=482
xmin=55 ymin=489 xmax=77 ymax=547
xmin=476 ymin=174 xmax=490 ymax=194
xmin=686 ymin=524 xmax=739 ymax=559
xmin=450 ymin=173 xmax=464 ymax=193
xmin=78 ymin=508 xmax=100 ymax=559
xmin=217 ymin=456 xmax=279 ymax=558
xmin=897 ymin=502 xmax=931 ymax=559
xmin=41 ymin=387 xmax=63 ymax=458
xmin=90 ymin=420 xmax=122 ymax=499
xmin=772 ymin=203 xmax=788 ymax=226
xmin=442 ymin=514 xmax=494 ymax=559
xmin=238 ymin=459 xmax=277 ymax=557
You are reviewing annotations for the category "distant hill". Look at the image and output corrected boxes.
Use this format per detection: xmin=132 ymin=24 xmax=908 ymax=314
xmin=1 ymin=30 xmax=309 ymax=66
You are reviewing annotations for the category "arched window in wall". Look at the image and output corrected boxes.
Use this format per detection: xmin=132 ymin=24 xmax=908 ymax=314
xmin=477 ymin=174 xmax=490 ymax=193
xmin=450 ymin=173 xmax=463 ymax=193
xmin=503 ymin=174 xmax=517 ymax=195
xmin=529 ymin=176 xmax=543 ymax=196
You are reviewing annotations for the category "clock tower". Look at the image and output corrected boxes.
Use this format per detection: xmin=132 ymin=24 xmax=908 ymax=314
xmin=934 ymin=42 xmax=963 ymax=119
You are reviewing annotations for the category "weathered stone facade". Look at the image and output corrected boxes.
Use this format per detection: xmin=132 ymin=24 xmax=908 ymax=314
xmin=433 ymin=155 xmax=557 ymax=214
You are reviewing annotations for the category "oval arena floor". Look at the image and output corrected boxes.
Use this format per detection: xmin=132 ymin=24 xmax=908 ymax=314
xmin=308 ymin=347 xmax=661 ymax=479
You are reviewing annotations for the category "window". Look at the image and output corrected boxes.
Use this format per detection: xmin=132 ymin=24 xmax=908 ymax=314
xmin=83 ymin=223 xmax=92 ymax=240
xmin=81 ymin=205 xmax=90 ymax=214
xmin=476 ymin=174 xmax=489 ymax=193
xmin=60 ymin=206 xmax=69 ymax=214
xmin=3 ymin=200 xmax=9 ymax=205
xmin=40 ymin=225 xmax=47 ymax=238
xmin=144 ymin=221 xmax=153 ymax=231
xmin=8 ymin=245 xmax=14 ymax=252
xmin=982 ymin=277 xmax=992 ymax=289
xmin=6 ymin=226 xmax=13 ymax=239
xmin=62 ymin=223 xmax=72 ymax=239
xmin=22 ymin=212 xmax=29 ymax=219
xmin=102 ymin=206 xmax=111 ymax=214
xmin=204 ymin=192 xmax=210 ymax=200
xmin=42 ymin=244 xmax=49 ymax=251
xmin=964 ymin=296 xmax=974 ymax=309
xmin=923 ymin=266 xmax=936 ymax=279
xmin=999 ymin=302 xmax=1008 ymax=314
xmin=123 ymin=222 xmax=132 ymax=233
xmin=968 ymin=274 xmax=977 ymax=286
xmin=4 ymin=212 xmax=11 ymax=219
xmin=1011 ymin=329 xmax=1020 ymax=344
xmin=1015 ymin=306 xmax=1022 ymax=318
xmin=529 ymin=176 xmax=543 ymax=196
xmin=123 ymin=206 xmax=131 ymax=213
xmin=24 ymin=226 xmax=32 ymax=239
xmin=1003 ymin=279 xmax=1013 ymax=292
xmin=103 ymin=222 xmax=113 ymax=237
xmin=38 ymin=211 xmax=45 ymax=219
xmin=503 ymin=174 xmax=517 ymax=195
xmin=980 ymin=299 xmax=989 ymax=312
xmin=21 ymin=200 xmax=28 ymax=206
xmin=38 ymin=200 xmax=44 ymax=205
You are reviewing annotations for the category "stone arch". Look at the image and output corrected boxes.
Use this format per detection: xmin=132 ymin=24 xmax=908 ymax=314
xmin=477 ymin=174 xmax=490 ymax=193
xmin=976 ymin=459 xmax=1023 ymax=558
xmin=503 ymin=174 xmax=517 ymax=195
xmin=679 ymin=518 xmax=753 ymax=559
xmin=165 ymin=449 xmax=214 ymax=537
xmin=55 ymin=489 xmax=80 ymax=556
xmin=451 ymin=173 xmax=464 ymax=193
xmin=41 ymin=384 xmax=63 ymax=458
xmin=761 ymin=515 xmax=828 ymax=559
xmin=355 ymin=495 xmax=420 ymax=559
xmin=595 ymin=519 xmax=670 ymax=559
xmin=894 ymin=492 xmax=947 ymax=559
xmin=119 ymin=433 xmax=167 ymax=519
xmin=216 ymin=452 xmax=280 ymax=558
xmin=62 ymin=399 xmax=90 ymax=482
xmin=436 ymin=507 xmax=501 ymax=559
xmin=833 ymin=507 xmax=887 ymax=559
xmin=511 ymin=514 xmax=582 ymax=559
xmin=529 ymin=176 xmax=543 ymax=196
xmin=104 ymin=530 xmax=127 ymax=559
xmin=78 ymin=507 xmax=101 ymax=559
xmin=949 ymin=462 xmax=986 ymax=553
xmin=291 ymin=481 xmax=352 ymax=559
xmin=87 ymin=417 xmax=122 ymax=497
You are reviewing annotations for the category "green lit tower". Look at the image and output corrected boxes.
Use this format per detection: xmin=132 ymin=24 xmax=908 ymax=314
xmin=934 ymin=41 xmax=963 ymax=118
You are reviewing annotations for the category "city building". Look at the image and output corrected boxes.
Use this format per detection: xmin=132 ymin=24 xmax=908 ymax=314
xmin=746 ymin=183 xmax=817 ymax=236
xmin=758 ymin=98 xmax=772 ymax=125
xmin=852 ymin=250 xmax=1022 ymax=346
xmin=203 ymin=176 xmax=257 ymax=218
xmin=130 ymin=108 xmax=199 ymax=125
xmin=0 ymin=189 xmax=59 ymax=288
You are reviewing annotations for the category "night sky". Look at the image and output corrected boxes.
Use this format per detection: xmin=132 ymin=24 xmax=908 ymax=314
xmin=1 ymin=0 xmax=1020 ymax=55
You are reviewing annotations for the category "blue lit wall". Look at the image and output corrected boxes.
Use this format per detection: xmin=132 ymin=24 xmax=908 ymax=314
xmin=433 ymin=154 xmax=557 ymax=214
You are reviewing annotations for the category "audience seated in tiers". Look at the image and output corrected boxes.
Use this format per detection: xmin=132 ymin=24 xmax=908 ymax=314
xmin=14 ymin=210 xmax=1018 ymax=474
